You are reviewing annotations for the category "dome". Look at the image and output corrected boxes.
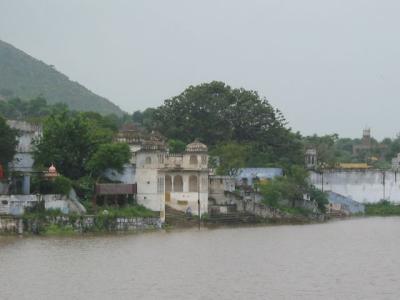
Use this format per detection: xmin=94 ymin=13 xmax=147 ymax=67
xmin=186 ymin=139 xmax=208 ymax=153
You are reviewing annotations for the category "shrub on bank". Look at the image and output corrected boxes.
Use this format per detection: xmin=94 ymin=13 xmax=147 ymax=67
xmin=21 ymin=204 xmax=159 ymax=234
xmin=365 ymin=200 xmax=400 ymax=216
xmin=98 ymin=205 xmax=158 ymax=218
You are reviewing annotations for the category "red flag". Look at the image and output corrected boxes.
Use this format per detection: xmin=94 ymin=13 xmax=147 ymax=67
xmin=0 ymin=164 xmax=3 ymax=179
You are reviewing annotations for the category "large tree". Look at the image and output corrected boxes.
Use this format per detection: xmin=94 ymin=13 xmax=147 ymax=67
xmin=86 ymin=143 xmax=131 ymax=179
xmin=153 ymin=81 xmax=303 ymax=167
xmin=33 ymin=111 xmax=128 ymax=180
xmin=153 ymin=81 xmax=233 ymax=145
xmin=210 ymin=142 xmax=249 ymax=176
xmin=0 ymin=116 xmax=18 ymax=171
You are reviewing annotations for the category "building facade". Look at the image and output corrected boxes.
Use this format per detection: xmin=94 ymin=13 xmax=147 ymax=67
xmin=112 ymin=127 xmax=210 ymax=222
xmin=6 ymin=120 xmax=42 ymax=195
xmin=135 ymin=139 xmax=209 ymax=221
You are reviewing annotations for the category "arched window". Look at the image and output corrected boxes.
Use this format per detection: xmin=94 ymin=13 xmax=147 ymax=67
xmin=165 ymin=175 xmax=172 ymax=192
xmin=189 ymin=155 xmax=198 ymax=165
xmin=173 ymin=175 xmax=183 ymax=192
xmin=145 ymin=157 xmax=151 ymax=164
xmin=189 ymin=175 xmax=198 ymax=192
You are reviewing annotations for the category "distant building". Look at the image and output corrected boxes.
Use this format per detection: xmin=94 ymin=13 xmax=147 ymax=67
xmin=208 ymin=176 xmax=236 ymax=205
xmin=134 ymin=139 xmax=209 ymax=220
xmin=109 ymin=126 xmax=210 ymax=221
xmin=337 ymin=163 xmax=370 ymax=170
xmin=325 ymin=191 xmax=365 ymax=215
xmin=392 ymin=153 xmax=400 ymax=171
xmin=6 ymin=120 xmax=42 ymax=195
xmin=235 ymin=168 xmax=283 ymax=186
xmin=352 ymin=128 xmax=387 ymax=158
xmin=305 ymin=148 xmax=317 ymax=169
xmin=353 ymin=128 xmax=373 ymax=155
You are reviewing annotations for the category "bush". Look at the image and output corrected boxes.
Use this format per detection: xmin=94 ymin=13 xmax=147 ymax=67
xmin=98 ymin=205 xmax=157 ymax=218
xmin=309 ymin=186 xmax=328 ymax=213
xmin=53 ymin=175 xmax=72 ymax=195
xmin=73 ymin=176 xmax=95 ymax=202
xmin=30 ymin=175 xmax=72 ymax=195
xmin=365 ymin=201 xmax=400 ymax=216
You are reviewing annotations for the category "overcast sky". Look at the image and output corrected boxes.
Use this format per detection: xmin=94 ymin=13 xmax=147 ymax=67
xmin=0 ymin=0 xmax=399 ymax=139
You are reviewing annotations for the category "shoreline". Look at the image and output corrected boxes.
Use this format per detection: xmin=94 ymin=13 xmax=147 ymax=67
xmin=1 ymin=214 xmax=399 ymax=237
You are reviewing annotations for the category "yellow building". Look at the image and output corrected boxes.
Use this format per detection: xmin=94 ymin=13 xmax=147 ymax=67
xmin=337 ymin=163 xmax=370 ymax=170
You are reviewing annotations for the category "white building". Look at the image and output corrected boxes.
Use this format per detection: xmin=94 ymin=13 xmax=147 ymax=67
xmin=392 ymin=153 xmax=400 ymax=171
xmin=135 ymin=139 xmax=209 ymax=221
xmin=305 ymin=148 xmax=317 ymax=169
xmin=6 ymin=120 xmax=42 ymax=194
xmin=111 ymin=127 xmax=210 ymax=222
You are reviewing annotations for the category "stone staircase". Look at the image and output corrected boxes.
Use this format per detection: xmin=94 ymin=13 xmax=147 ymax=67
xmin=165 ymin=205 xmax=259 ymax=226
xmin=207 ymin=211 xmax=258 ymax=224
xmin=165 ymin=205 xmax=199 ymax=227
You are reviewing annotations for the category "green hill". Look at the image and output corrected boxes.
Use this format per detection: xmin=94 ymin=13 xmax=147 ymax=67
xmin=0 ymin=40 xmax=123 ymax=116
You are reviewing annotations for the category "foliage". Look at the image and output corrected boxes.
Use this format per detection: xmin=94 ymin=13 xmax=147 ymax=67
xmin=258 ymin=179 xmax=287 ymax=208
xmin=302 ymin=132 xmax=400 ymax=168
xmin=365 ymin=200 xmax=400 ymax=216
xmin=384 ymin=135 xmax=400 ymax=162
xmin=97 ymin=205 xmax=157 ymax=218
xmin=168 ymin=139 xmax=186 ymax=153
xmin=33 ymin=111 xmax=125 ymax=179
xmin=53 ymin=176 xmax=73 ymax=195
xmin=30 ymin=175 xmax=72 ymax=195
xmin=73 ymin=176 xmax=96 ymax=203
xmin=0 ymin=39 xmax=123 ymax=115
xmin=0 ymin=96 xmax=67 ymax=121
xmin=210 ymin=142 xmax=249 ymax=176
xmin=43 ymin=223 xmax=75 ymax=235
xmin=131 ymin=108 xmax=157 ymax=130
xmin=303 ymin=134 xmax=338 ymax=168
xmin=308 ymin=186 xmax=328 ymax=213
xmin=259 ymin=166 xmax=328 ymax=213
xmin=86 ymin=143 xmax=131 ymax=178
xmin=93 ymin=205 xmax=158 ymax=231
xmin=0 ymin=116 xmax=18 ymax=170
xmin=152 ymin=81 xmax=303 ymax=167
xmin=259 ymin=166 xmax=308 ymax=207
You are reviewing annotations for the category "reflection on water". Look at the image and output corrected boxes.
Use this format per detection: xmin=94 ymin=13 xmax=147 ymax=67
xmin=1 ymin=218 xmax=400 ymax=299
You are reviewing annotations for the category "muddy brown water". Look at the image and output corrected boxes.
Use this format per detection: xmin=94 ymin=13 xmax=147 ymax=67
xmin=1 ymin=217 xmax=400 ymax=299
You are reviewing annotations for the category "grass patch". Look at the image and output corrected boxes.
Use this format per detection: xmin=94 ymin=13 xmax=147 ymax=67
xmin=97 ymin=205 xmax=158 ymax=218
xmin=44 ymin=224 xmax=75 ymax=235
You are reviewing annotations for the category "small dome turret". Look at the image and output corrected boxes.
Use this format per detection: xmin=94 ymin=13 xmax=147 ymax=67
xmin=186 ymin=139 xmax=208 ymax=153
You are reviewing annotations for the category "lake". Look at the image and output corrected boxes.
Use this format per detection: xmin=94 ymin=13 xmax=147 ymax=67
xmin=1 ymin=217 xmax=400 ymax=299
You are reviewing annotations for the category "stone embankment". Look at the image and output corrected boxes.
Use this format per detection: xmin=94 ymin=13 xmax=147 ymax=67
xmin=0 ymin=215 xmax=162 ymax=234
xmin=209 ymin=191 xmax=325 ymax=224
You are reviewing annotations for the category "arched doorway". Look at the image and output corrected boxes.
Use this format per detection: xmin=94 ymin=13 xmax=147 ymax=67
xmin=165 ymin=175 xmax=172 ymax=202
xmin=189 ymin=175 xmax=198 ymax=192
xmin=173 ymin=175 xmax=183 ymax=192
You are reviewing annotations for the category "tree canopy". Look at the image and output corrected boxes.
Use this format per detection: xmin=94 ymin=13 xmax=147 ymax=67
xmin=33 ymin=111 xmax=129 ymax=180
xmin=259 ymin=166 xmax=328 ymax=213
xmin=86 ymin=143 xmax=131 ymax=178
xmin=148 ymin=81 xmax=303 ymax=169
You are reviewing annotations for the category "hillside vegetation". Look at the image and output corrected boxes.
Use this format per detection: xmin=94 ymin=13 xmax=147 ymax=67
xmin=0 ymin=40 xmax=123 ymax=116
